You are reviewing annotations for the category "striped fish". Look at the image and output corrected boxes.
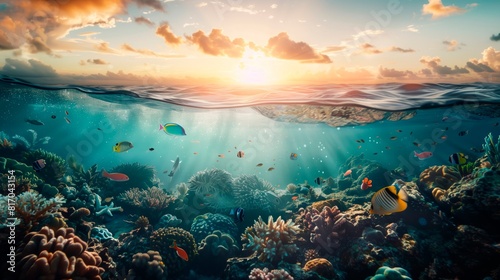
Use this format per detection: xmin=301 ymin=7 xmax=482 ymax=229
xmin=370 ymin=185 xmax=408 ymax=215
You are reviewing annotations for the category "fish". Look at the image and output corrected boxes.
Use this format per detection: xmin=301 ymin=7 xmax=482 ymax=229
xmin=113 ymin=141 xmax=133 ymax=153
xmin=101 ymin=169 xmax=129 ymax=182
xmin=370 ymin=185 xmax=408 ymax=215
xmin=149 ymin=148 xmax=154 ymax=151
xmin=32 ymin=159 xmax=46 ymax=172
xmin=64 ymin=117 xmax=71 ymax=124
xmin=441 ymin=135 xmax=447 ymax=140
xmin=193 ymin=152 xmax=198 ymax=155
xmin=356 ymin=139 xmax=365 ymax=143
xmin=51 ymin=115 xmax=56 ymax=119
xmin=343 ymin=169 xmax=352 ymax=177
xmin=449 ymin=153 xmax=468 ymax=165
xmin=256 ymin=163 xmax=263 ymax=167
xmin=290 ymin=153 xmax=298 ymax=160
xmin=410 ymin=131 xmax=413 ymax=135
xmin=170 ymin=241 xmax=189 ymax=261
xmin=25 ymin=119 xmax=44 ymax=125
xmin=229 ymin=207 xmax=244 ymax=223
xmin=360 ymin=177 xmax=373 ymax=190
xmin=218 ymin=154 xmax=225 ymax=158
xmin=390 ymin=136 xmax=397 ymax=140
xmin=97 ymin=128 xmax=102 ymax=131
xmin=298 ymin=186 xmax=310 ymax=195
xmin=291 ymin=196 xmax=299 ymax=201
xmin=373 ymin=152 xmax=378 ymax=155
xmin=159 ymin=123 xmax=186 ymax=136
xmin=396 ymin=129 xmax=402 ymax=132
xmin=413 ymin=142 xmax=420 ymax=147
xmin=458 ymin=130 xmax=468 ymax=136
xmin=268 ymin=167 xmax=275 ymax=171
xmin=165 ymin=156 xmax=181 ymax=177
xmin=237 ymin=151 xmax=245 ymax=158
xmin=65 ymin=110 xmax=69 ymax=115
xmin=385 ymin=146 xmax=391 ymax=150
xmin=414 ymin=151 xmax=433 ymax=160
xmin=104 ymin=197 xmax=114 ymax=203
xmin=314 ymin=177 xmax=323 ymax=185
xmin=494 ymin=122 xmax=499 ymax=127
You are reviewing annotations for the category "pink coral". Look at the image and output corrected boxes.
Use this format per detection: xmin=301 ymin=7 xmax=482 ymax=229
xmin=249 ymin=267 xmax=294 ymax=280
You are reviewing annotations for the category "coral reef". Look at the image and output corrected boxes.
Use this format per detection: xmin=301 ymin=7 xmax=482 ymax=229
xmin=109 ymin=162 xmax=159 ymax=190
xmin=91 ymin=227 xmax=115 ymax=242
xmin=419 ymin=165 xmax=461 ymax=190
xmin=156 ymin=214 xmax=182 ymax=228
xmin=196 ymin=230 xmax=240 ymax=275
xmin=233 ymin=174 xmax=279 ymax=211
xmin=188 ymin=168 xmax=233 ymax=196
xmin=16 ymin=226 xmax=104 ymax=279
xmin=94 ymin=193 xmax=123 ymax=217
xmin=118 ymin=187 xmax=174 ymax=221
xmin=22 ymin=148 xmax=67 ymax=186
xmin=134 ymin=215 xmax=150 ymax=229
xmin=12 ymin=129 xmax=51 ymax=149
xmin=431 ymin=187 xmax=446 ymax=203
xmin=483 ymin=133 xmax=500 ymax=164
xmin=303 ymin=258 xmax=335 ymax=279
xmin=366 ymin=266 xmax=412 ymax=280
xmin=190 ymin=213 xmax=239 ymax=243
xmin=150 ymin=227 xmax=198 ymax=276
xmin=241 ymin=216 xmax=300 ymax=264
xmin=68 ymin=156 xmax=107 ymax=190
xmin=126 ymin=251 xmax=168 ymax=280
xmin=0 ymin=157 xmax=43 ymax=188
xmin=248 ymin=267 xmax=294 ymax=280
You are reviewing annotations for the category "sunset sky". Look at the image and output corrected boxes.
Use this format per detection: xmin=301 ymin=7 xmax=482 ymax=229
xmin=0 ymin=0 xmax=499 ymax=85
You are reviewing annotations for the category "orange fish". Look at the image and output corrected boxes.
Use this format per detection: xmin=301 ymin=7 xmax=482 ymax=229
xmin=218 ymin=154 xmax=225 ymax=158
xmin=343 ymin=169 xmax=352 ymax=177
xmin=170 ymin=241 xmax=188 ymax=261
xmin=360 ymin=177 xmax=373 ymax=190
xmin=101 ymin=169 xmax=129 ymax=182
xmin=291 ymin=196 xmax=299 ymax=201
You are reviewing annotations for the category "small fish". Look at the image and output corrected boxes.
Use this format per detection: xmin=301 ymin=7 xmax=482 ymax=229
xmin=165 ymin=156 xmax=181 ymax=177
xmin=458 ymin=130 xmax=468 ymax=136
xmin=360 ymin=177 xmax=372 ymax=190
xmin=343 ymin=169 xmax=352 ymax=177
xmin=449 ymin=153 xmax=468 ymax=165
xmin=494 ymin=122 xmax=499 ymax=127
xmin=410 ymin=131 xmax=413 ymax=135
xmin=218 ymin=154 xmax=225 ymax=158
xmin=291 ymin=196 xmax=299 ymax=201
xmin=442 ymin=116 xmax=449 ymax=122
xmin=314 ymin=177 xmax=322 ymax=185
xmin=97 ymin=128 xmax=102 ymax=131
xmin=441 ymin=135 xmax=447 ymax=140
xmin=373 ymin=152 xmax=378 ymax=155
xmin=290 ymin=153 xmax=298 ymax=160
xmin=229 ymin=207 xmax=244 ymax=223
xmin=193 ymin=152 xmax=198 ymax=155
xmin=356 ymin=139 xmax=365 ymax=143
xmin=390 ymin=136 xmax=397 ymax=140
xmin=268 ymin=167 xmax=275 ymax=171
xmin=256 ymin=163 xmax=263 ymax=167
xmin=32 ymin=159 xmax=46 ymax=172
xmin=104 ymin=197 xmax=114 ymax=203
xmin=64 ymin=117 xmax=71 ymax=124
xmin=414 ymin=151 xmax=433 ymax=160
xmin=413 ymin=142 xmax=420 ymax=147
xmin=370 ymin=185 xmax=408 ymax=215
xmin=51 ymin=115 xmax=56 ymax=119
xmin=170 ymin=241 xmax=189 ymax=261
xmin=159 ymin=123 xmax=186 ymax=136
xmin=25 ymin=119 xmax=44 ymax=125
xmin=396 ymin=129 xmax=402 ymax=132
xmin=237 ymin=151 xmax=245 ymax=158
xmin=113 ymin=141 xmax=133 ymax=153
xmin=285 ymin=210 xmax=293 ymax=214
xmin=65 ymin=110 xmax=69 ymax=115
xmin=101 ymin=169 xmax=129 ymax=182
xmin=385 ymin=146 xmax=391 ymax=150
xmin=358 ymin=145 xmax=362 ymax=149
xmin=149 ymin=148 xmax=154 ymax=151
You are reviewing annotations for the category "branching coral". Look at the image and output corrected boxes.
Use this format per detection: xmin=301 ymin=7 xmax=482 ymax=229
xmin=233 ymin=174 xmax=279 ymax=211
xmin=242 ymin=215 xmax=300 ymax=264
xmin=22 ymin=148 xmax=66 ymax=186
xmin=483 ymin=133 xmax=500 ymax=164
xmin=16 ymin=226 xmax=104 ymax=279
xmin=68 ymin=156 xmax=107 ymax=189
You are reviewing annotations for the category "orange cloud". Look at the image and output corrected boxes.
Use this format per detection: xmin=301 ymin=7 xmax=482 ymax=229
xmin=420 ymin=56 xmax=469 ymax=75
xmin=186 ymin=29 xmax=245 ymax=58
xmin=265 ymin=32 xmax=331 ymax=63
xmin=378 ymin=66 xmax=415 ymax=78
xmin=156 ymin=22 xmax=182 ymax=46
xmin=359 ymin=43 xmax=382 ymax=54
xmin=135 ymin=16 xmax=154 ymax=26
xmin=422 ymin=0 xmax=466 ymax=19
xmin=121 ymin=43 xmax=184 ymax=58
xmin=390 ymin=46 xmax=415 ymax=53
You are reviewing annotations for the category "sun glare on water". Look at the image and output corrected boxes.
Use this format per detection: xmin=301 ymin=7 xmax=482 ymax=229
xmin=236 ymin=48 xmax=272 ymax=85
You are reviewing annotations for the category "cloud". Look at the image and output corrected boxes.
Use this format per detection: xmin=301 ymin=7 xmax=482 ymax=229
xmin=466 ymin=60 xmax=494 ymax=73
xmin=265 ymin=32 xmax=331 ymax=63
xmin=84 ymin=59 xmax=108 ymax=65
xmin=197 ymin=2 xmax=208 ymax=8
xmin=480 ymin=47 xmax=500 ymax=71
xmin=121 ymin=43 xmax=184 ymax=58
xmin=135 ymin=16 xmax=154 ymax=26
xmin=156 ymin=22 xmax=182 ymax=46
xmin=360 ymin=43 xmax=382 ymax=54
xmin=443 ymin=40 xmax=463 ymax=51
xmin=404 ymin=25 xmax=419 ymax=33
xmin=95 ymin=42 xmax=117 ymax=53
xmin=134 ymin=0 xmax=165 ymax=12
xmin=490 ymin=33 xmax=500 ymax=42
xmin=390 ymin=46 xmax=415 ymax=53
xmin=322 ymin=45 xmax=346 ymax=53
xmin=378 ymin=66 xmax=416 ymax=78
xmin=352 ymin=29 xmax=384 ymax=41
xmin=186 ymin=29 xmax=246 ymax=58
xmin=0 ymin=58 xmax=58 ymax=77
xmin=422 ymin=0 xmax=467 ymax=19
xmin=420 ymin=56 xmax=469 ymax=75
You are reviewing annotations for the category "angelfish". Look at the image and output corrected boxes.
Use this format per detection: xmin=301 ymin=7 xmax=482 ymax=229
xmin=164 ymin=156 xmax=181 ymax=177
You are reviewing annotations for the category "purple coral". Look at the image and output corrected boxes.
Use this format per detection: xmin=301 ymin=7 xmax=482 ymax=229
xmin=299 ymin=206 xmax=349 ymax=251
xmin=249 ymin=267 xmax=294 ymax=280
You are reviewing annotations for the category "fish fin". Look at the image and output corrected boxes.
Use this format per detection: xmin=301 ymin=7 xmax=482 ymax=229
xmin=171 ymin=160 xmax=175 ymax=163
xmin=413 ymin=151 xmax=418 ymax=157
xmin=397 ymin=199 xmax=408 ymax=212
xmin=398 ymin=187 xmax=409 ymax=202
xmin=101 ymin=169 xmax=108 ymax=177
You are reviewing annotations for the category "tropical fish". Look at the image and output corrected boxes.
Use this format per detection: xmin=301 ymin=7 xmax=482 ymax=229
xmin=413 ymin=142 xmax=420 ymax=147
xmin=291 ymin=196 xmax=299 ymax=201
xmin=290 ymin=153 xmax=298 ymax=160
xmin=32 ymin=159 xmax=46 ymax=172
xmin=113 ymin=141 xmax=133 ymax=153
xmin=414 ymin=151 xmax=433 ymax=160
xmin=170 ymin=241 xmax=189 ymax=261
xmin=458 ymin=130 xmax=468 ymax=136
xmin=104 ymin=197 xmax=114 ymax=203
xmin=390 ymin=136 xmax=397 ymax=140
xmin=343 ymin=169 xmax=352 ymax=177
xmin=218 ymin=154 xmax=225 ymax=158
xmin=370 ymin=185 xmax=408 ymax=215
xmin=237 ymin=151 xmax=245 ymax=158
xmin=101 ymin=169 xmax=129 ymax=182
xmin=256 ymin=163 xmax=263 ymax=167
xmin=396 ymin=129 xmax=402 ymax=132
xmin=229 ymin=207 xmax=244 ymax=223
xmin=268 ymin=167 xmax=275 ymax=171
xmin=449 ymin=153 xmax=468 ymax=165
xmin=51 ymin=115 xmax=56 ymax=119
xmin=165 ymin=156 xmax=181 ymax=177
xmin=65 ymin=110 xmax=69 ymax=115
xmin=356 ymin=139 xmax=365 ymax=143
xmin=360 ymin=177 xmax=373 ymax=190
xmin=314 ymin=177 xmax=323 ymax=185
xmin=149 ymin=148 xmax=154 ymax=151
xmin=159 ymin=123 xmax=186 ymax=136
xmin=64 ymin=117 xmax=71 ymax=124
xmin=25 ymin=119 xmax=44 ymax=125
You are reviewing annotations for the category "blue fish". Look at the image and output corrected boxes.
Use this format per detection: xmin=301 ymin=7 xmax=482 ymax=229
xmin=159 ymin=123 xmax=186 ymax=136
xmin=229 ymin=207 xmax=244 ymax=223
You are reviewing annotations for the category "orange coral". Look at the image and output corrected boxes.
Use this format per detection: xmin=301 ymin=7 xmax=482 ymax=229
xmin=419 ymin=165 xmax=461 ymax=190
xmin=303 ymin=258 xmax=335 ymax=278
xmin=431 ymin=188 xmax=447 ymax=202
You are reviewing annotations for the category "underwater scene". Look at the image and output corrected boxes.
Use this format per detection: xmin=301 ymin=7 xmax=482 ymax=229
xmin=1 ymin=1 xmax=500 ymax=280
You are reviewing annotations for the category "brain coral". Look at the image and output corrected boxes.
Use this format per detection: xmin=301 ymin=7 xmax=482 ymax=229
xmin=419 ymin=165 xmax=461 ymax=190
xmin=242 ymin=215 xmax=300 ymax=264
xmin=367 ymin=266 xmax=412 ymax=280
xmin=16 ymin=226 xmax=104 ymax=279
xmin=190 ymin=213 xmax=239 ymax=243
xmin=303 ymin=258 xmax=335 ymax=279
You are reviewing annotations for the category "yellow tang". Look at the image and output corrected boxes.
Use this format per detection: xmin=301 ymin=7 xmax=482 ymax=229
xmin=370 ymin=185 xmax=408 ymax=215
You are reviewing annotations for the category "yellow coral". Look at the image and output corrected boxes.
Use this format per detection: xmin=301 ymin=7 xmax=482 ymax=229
xmin=419 ymin=165 xmax=461 ymax=190
xmin=303 ymin=258 xmax=334 ymax=278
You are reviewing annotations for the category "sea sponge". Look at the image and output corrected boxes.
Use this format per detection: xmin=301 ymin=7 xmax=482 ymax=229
xmin=303 ymin=258 xmax=335 ymax=278
xmin=431 ymin=187 xmax=447 ymax=202
xmin=16 ymin=226 xmax=104 ymax=279
xmin=366 ymin=266 xmax=412 ymax=280
xmin=419 ymin=165 xmax=461 ymax=190
xmin=150 ymin=227 xmax=198 ymax=276
xmin=242 ymin=215 xmax=300 ymax=264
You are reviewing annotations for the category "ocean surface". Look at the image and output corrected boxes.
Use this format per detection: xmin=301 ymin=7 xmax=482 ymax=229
xmin=1 ymin=76 xmax=500 ymax=280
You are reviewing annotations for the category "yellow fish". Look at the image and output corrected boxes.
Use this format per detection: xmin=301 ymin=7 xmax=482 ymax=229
xmin=113 ymin=141 xmax=134 ymax=153
xmin=370 ymin=185 xmax=408 ymax=215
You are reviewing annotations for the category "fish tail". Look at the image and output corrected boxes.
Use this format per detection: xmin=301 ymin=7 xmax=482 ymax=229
xmin=159 ymin=124 xmax=163 ymax=131
xmin=170 ymin=240 xmax=177 ymax=248
xmin=413 ymin=151 xmax=418 ymax=157
xmin=101 ymin=169 xmax=108 ymax=177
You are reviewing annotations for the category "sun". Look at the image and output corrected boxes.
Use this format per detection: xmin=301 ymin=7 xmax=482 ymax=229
xmin=235 ymin=48 xmax=272 ymax=85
